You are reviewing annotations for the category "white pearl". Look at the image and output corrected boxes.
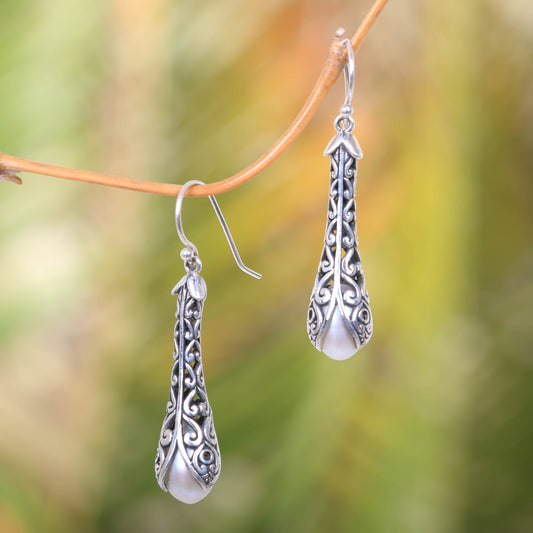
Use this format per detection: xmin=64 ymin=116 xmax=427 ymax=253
xmin=165 ymin=449 xmax=211 ymax=504
xmin=321 ymin=306 xmax=357 ymax=360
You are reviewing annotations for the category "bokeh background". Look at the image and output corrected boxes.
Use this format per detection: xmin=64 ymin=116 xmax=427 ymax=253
xmin=0 ymin=1 xmax=532 ymax=532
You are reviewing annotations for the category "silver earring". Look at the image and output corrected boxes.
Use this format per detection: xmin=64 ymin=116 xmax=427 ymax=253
xmin=307 ymin=40 xmax=373 ymax=360
xmin=155 ymin=180 xmax=260 ymax=504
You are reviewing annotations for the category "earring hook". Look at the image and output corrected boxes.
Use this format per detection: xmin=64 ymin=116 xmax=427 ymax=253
xmin=341 ymin=39 xmax=355 ymax=110
xmin=175 ymin=180 xmax=262 ymax=280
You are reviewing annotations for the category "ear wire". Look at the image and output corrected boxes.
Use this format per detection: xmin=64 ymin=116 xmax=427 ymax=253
xmin=175 ymin=180 xmax=262 ymax=280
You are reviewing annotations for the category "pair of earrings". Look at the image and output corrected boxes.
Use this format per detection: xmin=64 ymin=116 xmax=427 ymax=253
xmin=154 ymin=39 xmax=372 ymax=504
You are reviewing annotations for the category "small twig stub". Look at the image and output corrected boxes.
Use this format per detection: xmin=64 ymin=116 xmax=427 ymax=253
xmin=0 ymin=167 xmax=23 ymax=185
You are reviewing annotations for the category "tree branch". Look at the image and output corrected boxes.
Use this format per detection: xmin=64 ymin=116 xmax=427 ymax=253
xmin=0 ymin=0 xmax=388 ymax=197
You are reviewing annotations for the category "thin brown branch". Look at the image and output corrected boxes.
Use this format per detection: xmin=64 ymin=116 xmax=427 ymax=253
xmin=0 ymin=0 xmax=388 ymax=197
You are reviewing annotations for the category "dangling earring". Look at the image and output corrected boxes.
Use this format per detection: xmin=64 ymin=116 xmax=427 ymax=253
xmin=155 ymin=180 xmax=261 ymax=504
xmin=307 ymin=39 xmax=373 ymax=360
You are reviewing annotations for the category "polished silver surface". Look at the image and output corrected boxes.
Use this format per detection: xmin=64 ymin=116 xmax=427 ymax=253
xmin=175 ymin=180 xmax=261 ymax=279
xmin=341 ymin=37 xmax=355 ymax=110
xmin=155 ymin=270 xmax=221 ymax=499
xmin=156 ymin=181 xmax=261 ymax=502
xmin=307 ymin=40 xmax=373 ymax=359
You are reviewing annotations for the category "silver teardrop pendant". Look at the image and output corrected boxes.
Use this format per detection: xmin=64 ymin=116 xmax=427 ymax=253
xmin=155 ymin=271 xmax=221 ymax=504
xmin=307 ymin=39 xmax=373 ymax=360
xmin=155 ymin=180 xmax=261 ymax=504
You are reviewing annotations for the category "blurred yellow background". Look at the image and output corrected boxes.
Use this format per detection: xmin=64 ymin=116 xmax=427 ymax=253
xmin=0 ymin=1 xmax=532 ymax=532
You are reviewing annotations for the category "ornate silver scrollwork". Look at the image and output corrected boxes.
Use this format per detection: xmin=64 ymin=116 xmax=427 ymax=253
xmin=307 ymin=105 xmax=373 ymax=360
xmin=155 ymin=270 xmax=221 ymax=502
xmin=155 ymin=180 xmax=260 ymax=504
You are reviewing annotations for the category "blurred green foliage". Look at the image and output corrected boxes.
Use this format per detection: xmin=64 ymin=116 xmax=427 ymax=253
xmin=0 ymin=1 xmax=532 ymax=532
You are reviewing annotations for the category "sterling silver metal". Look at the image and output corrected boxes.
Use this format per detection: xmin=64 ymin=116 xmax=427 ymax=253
xmin=174 ymin=180 xmax=261 ymax=280
xmin=307 ymin=40 xmax=373 ymax=357
xmin=154 ymin=267 xmax=220 ymax=497
xmin=155 ymin=181 xmax=261 ymax=501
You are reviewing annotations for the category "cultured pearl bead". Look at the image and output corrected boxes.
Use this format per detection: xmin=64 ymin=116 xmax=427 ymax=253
xmin=321 ymin=306 xmax=357 ymax=360
xmin=165 ymin=450 xmax=211 ymax=504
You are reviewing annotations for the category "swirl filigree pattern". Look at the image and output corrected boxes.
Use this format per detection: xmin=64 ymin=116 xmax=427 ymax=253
xmin=307 ymin=132 xmax=373 ymax=356
xmin=155 ymin=272 xmax=221 ymax=492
